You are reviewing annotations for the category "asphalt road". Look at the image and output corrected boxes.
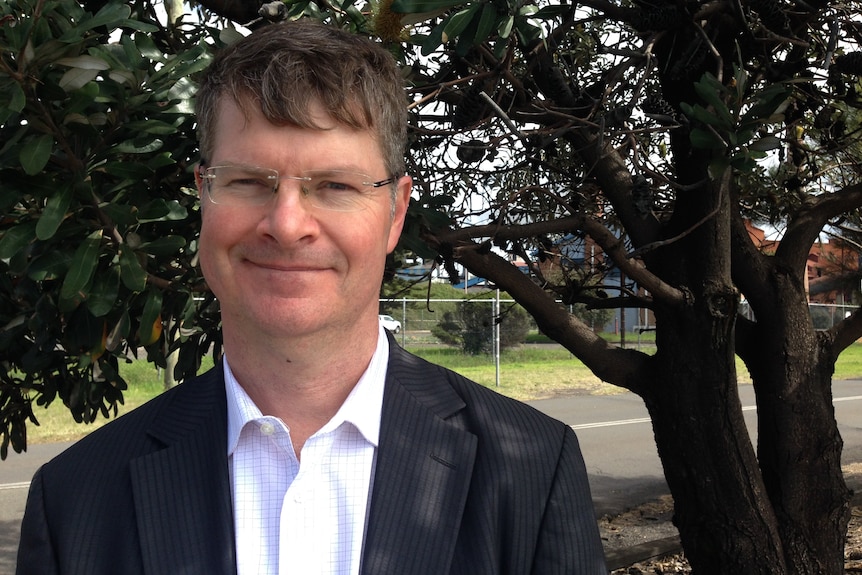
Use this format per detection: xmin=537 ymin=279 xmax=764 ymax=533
xmin=532 ymin=379 xmax=862 ymax=516
xmin=1 ymin=381 xmax=861 ymax=573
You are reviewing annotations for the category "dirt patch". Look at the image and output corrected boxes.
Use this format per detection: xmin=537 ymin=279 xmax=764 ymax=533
xmin=603 ymin=466 xmax=862 ymax=573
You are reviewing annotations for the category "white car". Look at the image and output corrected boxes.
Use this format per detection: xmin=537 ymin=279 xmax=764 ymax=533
xmin=379 ymin=315 xmax=401 ymax=333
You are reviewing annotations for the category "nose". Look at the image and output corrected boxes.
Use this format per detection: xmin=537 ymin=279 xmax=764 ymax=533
xmin=255 ymin=179 xmax=320 ymax=244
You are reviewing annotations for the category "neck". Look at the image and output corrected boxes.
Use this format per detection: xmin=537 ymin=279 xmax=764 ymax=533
xmin=223 ymin=319 xmax=380 ymax=451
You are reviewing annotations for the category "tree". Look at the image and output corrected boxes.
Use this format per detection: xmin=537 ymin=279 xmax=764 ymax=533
xmin=4 ymin=0 xmax=862 ymax=572
xmin=432 ymin=301 xmax=530 ymax=353
xmin=371 ymin=0 xmax=862 ymax=572
xmin=0 ymin=0 xmax=226 ymax=458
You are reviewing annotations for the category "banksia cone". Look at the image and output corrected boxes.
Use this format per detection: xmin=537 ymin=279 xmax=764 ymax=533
xmin=833 ymin=52 xmax=862 ymax=76
xmin=373 ymin=0 xmax=407 ymax=42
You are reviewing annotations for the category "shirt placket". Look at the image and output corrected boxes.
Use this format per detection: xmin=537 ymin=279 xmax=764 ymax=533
xmin=280 ymin=430 xmax=335 ymax=575
xmin=234 ymin=417 xmax=296 ymax=575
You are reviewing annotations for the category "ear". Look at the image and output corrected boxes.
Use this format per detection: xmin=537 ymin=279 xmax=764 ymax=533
xmin=387 ymin=175 xmax=412 ymax=253
xmin=194 ymin=164 xmax=204 ymax=197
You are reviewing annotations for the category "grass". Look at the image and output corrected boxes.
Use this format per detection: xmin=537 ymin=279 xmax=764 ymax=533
xmin=21 ymin=341 xmax=862 ymax=445
xmin=409 ymin=346 xmax=622 ymax=400
xmin=25 ymin=357 xmax=214 ymax=445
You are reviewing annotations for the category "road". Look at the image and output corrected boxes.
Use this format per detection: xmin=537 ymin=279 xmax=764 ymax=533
xmin=1 ymin=380 xmax=861 ymax=572
xmin=529 ymin=379 xmax=862 ymax=516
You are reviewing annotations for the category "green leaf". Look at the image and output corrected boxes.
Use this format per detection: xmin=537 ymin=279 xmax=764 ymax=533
xmin=59 ymin=67 xmax=99 ymax=91
xmin=693 ymin=76 xmax=733 ymax=127
xmin=533 ymin=5 xmax=574 ymax=18
xmin=87 ymin=265 xmax=120 ymax=317
xmin=140 ymin=235 xmax=186 ymax=256
xmin=444 ymin=5 xmax=480 ymax=40
xmin=58 ymin=3 xmax=131 ymax=42
xmin=55 ymin=55 xmax=110 ymax=70
xmin=124 ymin=119 xmax=178 ymax=135
xmin=36 ymin=186 xmax=72 ymax=240
xmin=418 ymin=22 xmax=447 ymax=56
xmin=498 ymin=15 xmax=514 ymax=38
xmin=136 ymin=199 xmax=170 ymax=222
xmin=59 ymin=230 xmax=102 ymax=311
xmin=120 ymin=34 xmax=145 ymax=70
xmin=119 ymin=19 xmax=159 ymax=33
xmin=137 ymin=199 xmax=187 ymax=223
xmin=27 ymin=251 xmax=71 ymax=282
xmin=690 ymin=127 xmax=726 ymax=151
xmin=681 ymin=103 xmax=727 ymax=128
xmin=9 ymin=82 xmax=26 ymax=113
xmin=106 ymin=310 xmax=130 ymax=352
xmin=104 ymin=162 xmax=153 ymax=180
xmin=742 ymin=85 xmax=791 ymax=124
xmin=19 ymin=134 xmax=53 ymax=175
xmin=115 ymin=138 xmax=164 ymax=154
xmin=146 ymin=153 xmax=176 ymax=170
xmin=473 ymin=3 xmax=498 ymax=45
xmin=119 ymin=246 xmax=147 ymax=292
xmin=99 ymin=202 xmax=137 ymax=227
xmin=747 ymin=135 xmax=782 ymax=152
xmin=0 ymin=221 xmax=37 ymax=260
xmin=391 ymin=0 xmax=465 ymax=14
xmin=138 ymin=289 xmax=163 ymax=346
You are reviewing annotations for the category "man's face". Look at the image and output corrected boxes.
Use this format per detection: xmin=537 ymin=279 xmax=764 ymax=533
xmin=196 ymin=98 xmax=411 ymax=342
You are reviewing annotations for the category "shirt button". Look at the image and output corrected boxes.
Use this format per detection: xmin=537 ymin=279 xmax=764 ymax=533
xmin=259 ymin=421 xmax=275 ymax=435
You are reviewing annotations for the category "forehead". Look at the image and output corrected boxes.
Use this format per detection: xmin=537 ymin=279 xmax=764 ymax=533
xmin=209 ymin=98 xmax=385 ymax=170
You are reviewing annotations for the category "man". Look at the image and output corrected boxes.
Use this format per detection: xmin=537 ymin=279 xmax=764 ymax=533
xmin=17 ymin=20 xmax=607 ymax=575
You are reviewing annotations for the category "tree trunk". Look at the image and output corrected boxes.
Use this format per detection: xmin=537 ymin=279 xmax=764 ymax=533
xmin=742 ymin=272 xmax=852 ymax=574
xmin=645 ymin=284 xmax=788 ymax=574
xmin=640 ymin=172 xmax=790 ymax=573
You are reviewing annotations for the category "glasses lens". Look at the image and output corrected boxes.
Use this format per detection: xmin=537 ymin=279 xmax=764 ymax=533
xmin=302 ymin=170 xmax=387 ymax=212
xmin=204 ymin=166 xmax=278 ymax=206
xmin=202 ymin=166 xmax=391 ymax=212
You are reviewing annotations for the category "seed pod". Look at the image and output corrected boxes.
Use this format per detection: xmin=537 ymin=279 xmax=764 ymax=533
xmin=456 ymin=139 xmax=487 ymax=164
xmin=833 ymin=52 xmax=862 ymax=76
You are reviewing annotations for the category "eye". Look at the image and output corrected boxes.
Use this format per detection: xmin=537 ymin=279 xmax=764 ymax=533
xmin=215 ymin=168 xmax=277 ymax=197
xmin=315 ymin=178 xmax=362 ymax=194
xmin=226 ymin=175 xmax=272 ymax=189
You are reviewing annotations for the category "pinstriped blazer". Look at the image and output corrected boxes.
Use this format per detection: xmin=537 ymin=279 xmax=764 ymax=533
xmin=17 ymin=342 xmax=607 ymax=575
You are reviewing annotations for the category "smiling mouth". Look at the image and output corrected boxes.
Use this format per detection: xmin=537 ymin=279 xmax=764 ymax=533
xmin=244 ymin=259 xmax=329 ymax=273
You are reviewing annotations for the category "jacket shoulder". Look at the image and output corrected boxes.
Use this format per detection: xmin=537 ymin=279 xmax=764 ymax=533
xmin=387 ymin=345 xmax=569 ymax=442
xmin=37 ymin=367 xmax=225 ymax=477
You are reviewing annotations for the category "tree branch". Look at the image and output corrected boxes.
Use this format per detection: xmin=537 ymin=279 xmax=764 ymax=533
xmin=427 ymin=233 xmax=652 ymax=393
xmin=777 ymin=183 xmax=862 ymax=272
xmin=433 ymin=217 xmax=687 ymax=307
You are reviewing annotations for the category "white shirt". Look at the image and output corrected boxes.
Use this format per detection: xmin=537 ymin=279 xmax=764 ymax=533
xmin=225 ymin=327 xmax=389 ymax=575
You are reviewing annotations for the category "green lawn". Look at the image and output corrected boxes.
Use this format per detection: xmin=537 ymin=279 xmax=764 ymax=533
xmin=21 ymin=341 xmax=862 ymax=445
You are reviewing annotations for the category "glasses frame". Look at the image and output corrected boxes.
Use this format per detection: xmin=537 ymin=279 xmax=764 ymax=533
xmin=199 ymin=163 xmax=396 ymax=212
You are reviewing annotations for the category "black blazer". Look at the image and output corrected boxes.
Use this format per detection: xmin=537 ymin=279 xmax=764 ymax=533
xmin=17 ymin=343 xmax=607 ymax=574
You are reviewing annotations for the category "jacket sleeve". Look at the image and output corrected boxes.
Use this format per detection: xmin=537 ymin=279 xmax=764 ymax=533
xmin=16 ymin=468 xmax=60 ymax=575
xmin=531 ymin=427 xmax=608 ymax=574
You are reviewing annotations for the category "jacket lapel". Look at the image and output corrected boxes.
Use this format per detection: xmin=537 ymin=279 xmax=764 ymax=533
xmin=361 ymin=345 xmax=478 ymax=574
xmin=130 ymin=368 xmax=237 ymax=575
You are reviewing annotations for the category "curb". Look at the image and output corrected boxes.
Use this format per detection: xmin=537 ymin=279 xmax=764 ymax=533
xmin=605 ymin=535 xmax=681 ymax=571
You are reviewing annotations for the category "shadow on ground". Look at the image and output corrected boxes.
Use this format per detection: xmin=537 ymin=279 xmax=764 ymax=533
xmin=0 ymin=516 xmax=21 ymax=574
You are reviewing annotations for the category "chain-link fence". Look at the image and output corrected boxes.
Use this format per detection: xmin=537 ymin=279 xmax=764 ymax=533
xmin=809 ymin=303 xmax=857 ymax=329
xmin=382 ymin=299 xmax=859 ymax=346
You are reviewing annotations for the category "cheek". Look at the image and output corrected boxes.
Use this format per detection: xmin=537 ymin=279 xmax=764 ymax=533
xmin=197 ymin=213 xmax=232 ymax=280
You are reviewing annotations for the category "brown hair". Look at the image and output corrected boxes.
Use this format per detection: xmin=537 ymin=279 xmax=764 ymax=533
xmin=195 ymin=19 xmax=408 ymax=178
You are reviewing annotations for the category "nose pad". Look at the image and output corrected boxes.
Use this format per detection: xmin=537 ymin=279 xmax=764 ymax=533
xmin=258 ymin=179 xmax=319 ymax=242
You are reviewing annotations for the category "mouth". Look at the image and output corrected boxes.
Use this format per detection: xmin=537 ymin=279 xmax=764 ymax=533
xmin=242 ymin=257 xmax=332 ymax=274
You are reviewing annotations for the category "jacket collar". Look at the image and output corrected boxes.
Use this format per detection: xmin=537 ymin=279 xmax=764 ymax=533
xmin=361 ymin=342 xmax=478 ymax=574
xmin=130 ymin=367 xmax=237 ymax=575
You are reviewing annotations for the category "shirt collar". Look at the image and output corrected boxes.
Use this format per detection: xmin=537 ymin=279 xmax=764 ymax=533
xmin=225 ymin=326 xmax=389 ymax=455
